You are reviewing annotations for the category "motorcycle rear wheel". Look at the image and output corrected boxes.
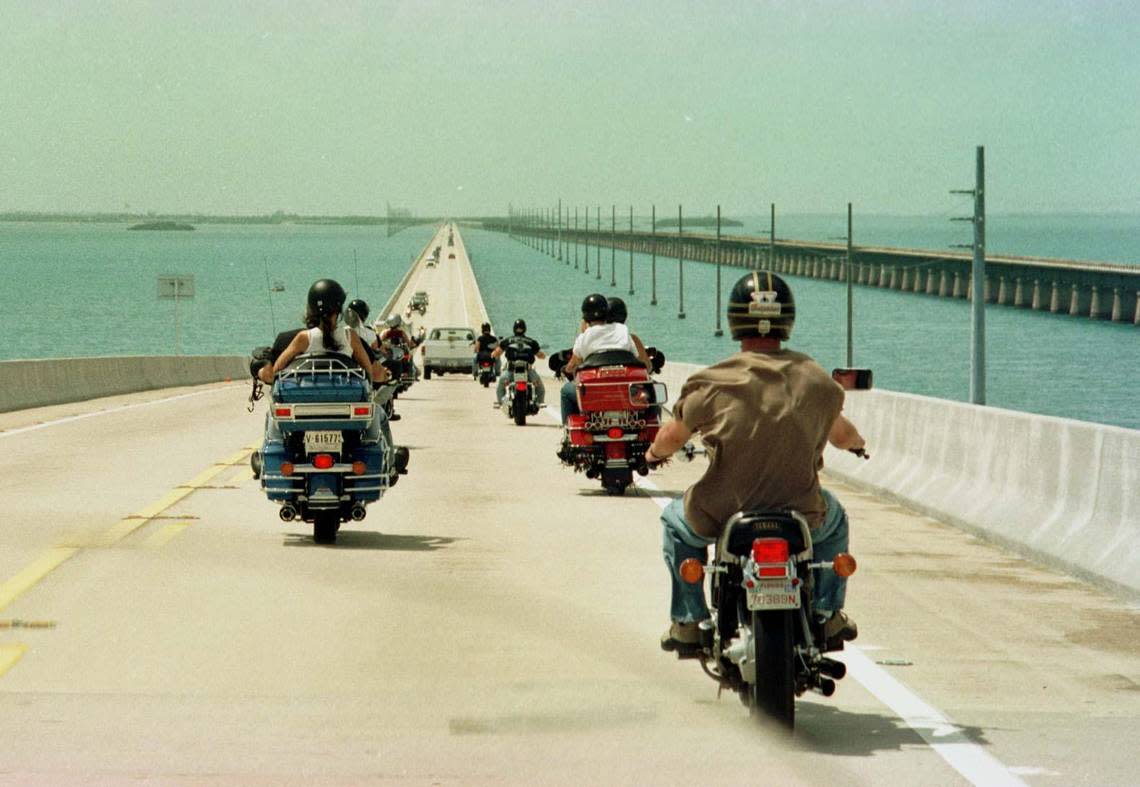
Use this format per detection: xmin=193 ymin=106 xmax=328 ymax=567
xmin=750 ymin=610 xmax=795 ymax=728
xmin=424 ymin=367 xmax=432 ymax=380
xmin=601 ymin=469 xmax=630 ymax=496
xmin=313 ymin=512 xmax=339 ymax=545
xmin=513 ymin=405 xmax=527 ymax=426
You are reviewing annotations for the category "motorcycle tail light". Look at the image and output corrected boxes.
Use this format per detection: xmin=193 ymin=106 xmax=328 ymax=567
xmin=351 ymin=461 xmax=366 ymax=475
xmin=833 ymin=553 xmax=858 ymax=577
xmin=752 ymin=538 xmax=789 ymax=564
xmin=679 ymin=558 xmax=704 ymax=584
xmin=312 ymin=454 xmax=335 ymax=470
xmin=274 ymin=406 xmax=292 ymax=418
xmin=280 ymin=462 xmax=294 ymax=476
xmin=353 ymin=406 xmax=371 ymax=416
xmin=607 ymin=427 xmax=624 ymax=439
xmin=516 ymin=381 xmax=528 ymax=391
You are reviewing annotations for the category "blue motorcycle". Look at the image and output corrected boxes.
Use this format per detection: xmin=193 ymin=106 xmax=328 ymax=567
xmin=256 ymin=354 xmax=392 ymax=544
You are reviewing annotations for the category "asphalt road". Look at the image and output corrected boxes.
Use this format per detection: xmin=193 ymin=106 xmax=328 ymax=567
xmin=0 ymin=223 xmax=1137 ymax=785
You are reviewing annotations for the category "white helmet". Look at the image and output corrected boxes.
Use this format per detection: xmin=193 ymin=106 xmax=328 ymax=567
xmin=387 ymin=314 xmax=403 ymax=328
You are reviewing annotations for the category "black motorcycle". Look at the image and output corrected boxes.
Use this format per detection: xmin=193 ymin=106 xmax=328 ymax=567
xmin=674 ymin=509 xmax=857 ymax=728
xmin=474 ymin=350 xmax=497 ymax=388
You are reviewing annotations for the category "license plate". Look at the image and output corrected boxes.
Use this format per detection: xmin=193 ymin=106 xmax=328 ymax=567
xmin=746 ymin=580 xmax=800 ymax=610
xmin=304 ymin=430 xmax=342 ymax=454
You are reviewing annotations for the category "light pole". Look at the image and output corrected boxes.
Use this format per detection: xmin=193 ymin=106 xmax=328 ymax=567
xmin=714 ymin=204 xmax=723 ymax=336
xmin=677 ymin=204 xmax=686 ymax=319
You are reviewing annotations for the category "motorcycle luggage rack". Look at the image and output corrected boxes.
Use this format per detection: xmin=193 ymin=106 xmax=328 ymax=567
xmin=278 ymin=355 xmax=367 ymax=382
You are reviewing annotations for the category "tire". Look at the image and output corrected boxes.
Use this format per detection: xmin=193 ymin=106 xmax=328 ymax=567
xmin=601 ymin=469 xmax=630 ymax=496
xmin=513 ymin=403 xmax=527 ymax=426
xmin=481 ymin=378 xmax=489 ymax=388
xmin=424 ymin=367 xmax=432 ymax=380
xmin=750 ymin=610 xmax=795 ymax=728
xmin=313 ymin=512 xmax=339 ymax=545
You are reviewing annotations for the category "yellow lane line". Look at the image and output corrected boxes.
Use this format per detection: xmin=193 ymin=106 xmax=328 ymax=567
xmin=142 ymin=523 xmax=191 ymax=550
xmin=0 ymin=548 xmax=79 ymax=613
xmin=0 ymin=446 xmax=253 ymax=614
xmin=99 ymin=447 xmax=251 ymax=546
xmin=0 ymin=643 xmax=28 ymax=679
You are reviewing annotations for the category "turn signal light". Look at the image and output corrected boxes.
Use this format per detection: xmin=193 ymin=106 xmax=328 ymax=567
xmin=280 ymin=462 xmax=294 ymax=476
xmin=679 ymin=558 xmax=705 ymax=584
xmin=607 ymin=427 xmax=624 ymax=439
xmin=274 ymin=406 xmax=292 ymax=418
xmin=516 ymin=381 xmax=528 ymax=391
xmin=351 ymin=461 xmax=366 ymax=475
xmin=312 ymin=454 xmax=335 ymax=470
xmin=832 ymin=553 xmax=858 ymax=577
xmin=752 ymin=537 xmax=789 ymax=564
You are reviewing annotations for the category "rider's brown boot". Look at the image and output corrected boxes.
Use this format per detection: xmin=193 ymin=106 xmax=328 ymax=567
xmin=661 ymin=621 xmax=703 ymax=656
xmin=823 ymin=610 xmax=858 ymax=644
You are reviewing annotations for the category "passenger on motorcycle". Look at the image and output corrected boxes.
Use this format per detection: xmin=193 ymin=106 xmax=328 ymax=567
xmin=256 ymin=280 xmax=404 ymax=480
xmin=558 ymin=293 xmax=638 ymax=424
xmin=379 ymin=314 xmax=420 ymax=381
xmin=647 ymin=271 xmax=866 ymax=655
xmin=471 ymin=322 xmax=499 ymax=376
xmin=258 ymin=280 xmax=387 ymax=384
xmin=492 ymin=319 xmax=546 ymax=407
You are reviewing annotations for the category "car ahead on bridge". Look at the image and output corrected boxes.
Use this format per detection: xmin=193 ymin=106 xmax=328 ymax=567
xmin=421 ymin=326 xmax=475 ymax=380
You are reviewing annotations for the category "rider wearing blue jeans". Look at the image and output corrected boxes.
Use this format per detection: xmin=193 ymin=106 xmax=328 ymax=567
xmin=646 ymin=271 xmax=866 ymax=654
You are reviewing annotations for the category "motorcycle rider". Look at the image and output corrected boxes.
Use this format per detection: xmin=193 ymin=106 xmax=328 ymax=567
xmin=605 ymin=296 xmax=652 ymax=369
xmin=345 ymin=299 xmax=379 ymax=353
xmin=492 ymin=319 xmax=546 ymax=408
xmin=646 ymin=271 xmax=866 ymax=655
xmin=558 ymin=293 xmax=637 ymax=425
xmin=256 ymin=280 xmax=406 ymax=481
xmin=471 ymin=322 xmax=499 ymax=377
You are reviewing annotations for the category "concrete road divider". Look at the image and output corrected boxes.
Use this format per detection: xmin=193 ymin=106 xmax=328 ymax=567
xmin=0 ymin=355 xmax=247 ymax=413
xmin=825 ymin=390 xmax=1140 ymax=597
xmin=656 ymin=361 xmax=1140 ymax=598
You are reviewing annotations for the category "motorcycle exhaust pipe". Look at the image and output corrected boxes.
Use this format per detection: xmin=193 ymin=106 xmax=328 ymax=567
xmin=636 ymin=461 xmax=650 ymax=476
xmin=350 ymin=504 xmax=367 ymax=522
xmin=814 ymin=677 xmax=836 ymax=697
xmin=819 ymin=657 xmax=847 ymax=680
xmin=279 ymin=504 xmax=297 ymax=522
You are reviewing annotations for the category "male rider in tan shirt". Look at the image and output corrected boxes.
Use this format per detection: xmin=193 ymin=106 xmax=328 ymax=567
xmin=647 ymin=271 xmax=866 ymax=654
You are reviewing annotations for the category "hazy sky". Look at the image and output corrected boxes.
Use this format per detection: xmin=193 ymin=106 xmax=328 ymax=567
xmin=2 ymin=1 xmax=1137 ymax=216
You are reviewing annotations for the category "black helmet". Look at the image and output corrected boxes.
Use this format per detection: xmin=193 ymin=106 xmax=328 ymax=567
xmin=347 ymin=299 xmax=369 ymax=321
xmin=727 ymin=271 xmax=795 ymax=341
xmin=307 ymin=279 xmax=346 ymax=317
xmin=481 ymin=322 xmax=491 ymax=334
xmin=606 ymin=297 xmax=627 ymax=324
xmin=513 ymin=318 xmax=527 ymax=335
xmin=581 ymin=293 xmax=608 ymax=322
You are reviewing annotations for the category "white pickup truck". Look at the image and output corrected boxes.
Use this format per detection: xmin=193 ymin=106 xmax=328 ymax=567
xmin=421 ymin=326 xmax=475 ymax=379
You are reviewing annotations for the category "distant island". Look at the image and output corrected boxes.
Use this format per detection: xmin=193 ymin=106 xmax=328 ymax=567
xmin=654 ymin=217 xmax=743 ymax=229
xmin=128 ymin=221 xmax=195 ymax=231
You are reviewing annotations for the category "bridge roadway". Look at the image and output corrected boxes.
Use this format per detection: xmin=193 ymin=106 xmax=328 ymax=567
xmin=0 ymin=223 xmax=1137 ymax=785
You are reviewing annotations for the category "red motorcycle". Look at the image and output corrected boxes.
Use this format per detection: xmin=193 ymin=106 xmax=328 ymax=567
xmin=554 ymin=349 xmax=667 ymax=496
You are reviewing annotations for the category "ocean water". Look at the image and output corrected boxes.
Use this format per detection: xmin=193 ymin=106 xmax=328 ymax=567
xmin=466 ymin=227 xmax=1140 ymax=431
xmin=0 ymin=222 xmax=438 ymax=359
xmin=1 ymin=218 xmax=1137 ymax=430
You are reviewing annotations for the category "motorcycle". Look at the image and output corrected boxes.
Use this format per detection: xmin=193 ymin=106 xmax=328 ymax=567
xmin=251 ymin=354 xmax=398 ymax=545
xmin=502 ymin=359 xmax=539 ymax=426
xmin=474 ymin=350 xmax=497 ymax=388
xmin=552 ymin=348 xmax=667 ymax=496
xmin=670 ymin=509 xmax=858 ymax=728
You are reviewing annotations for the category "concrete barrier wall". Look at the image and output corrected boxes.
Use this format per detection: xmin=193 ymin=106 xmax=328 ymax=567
xmin=823 ymin=390 xmax=1140 ymax=596
xmin=656 ymin=360 xmax=1140 ymax=597
xmin=0 ymin=355 xmax=247 ymax=413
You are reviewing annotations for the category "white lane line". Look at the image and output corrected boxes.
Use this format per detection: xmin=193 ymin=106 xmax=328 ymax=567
xmin=0 ymin=386 xmax=233 ymax=438
xmin=546 ymin=399 xmax=1025 ymax=787
xmin=838 ymin=648 xmax=1027 ymax=786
